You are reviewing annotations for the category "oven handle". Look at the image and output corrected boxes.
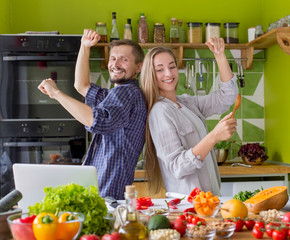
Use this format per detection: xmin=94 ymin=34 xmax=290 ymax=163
xmin=3 ymin=56 xmax=73 ymax=61
xmin=3 ymin=141 xmax=68 ymax=147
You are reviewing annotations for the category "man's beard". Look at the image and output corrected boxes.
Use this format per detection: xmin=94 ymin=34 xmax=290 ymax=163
xmin=109 ymin=72 xmax=137 ymax=84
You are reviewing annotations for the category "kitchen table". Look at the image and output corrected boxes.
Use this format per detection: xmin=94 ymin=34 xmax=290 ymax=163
xmin=110 ymin=196 xmax=290 ymax=240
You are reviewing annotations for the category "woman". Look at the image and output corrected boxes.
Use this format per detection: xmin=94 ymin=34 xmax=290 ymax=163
xmin=140 ymin=38 xmax=238 ymax=196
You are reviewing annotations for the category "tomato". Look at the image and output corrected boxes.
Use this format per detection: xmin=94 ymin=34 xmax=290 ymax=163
xmin=244 ymin=218 xmax=255 ymax=230
xmin=80 ymin=235 xmax=101 ymax=240
xmin=171 ymin=219 xmax=186 ymax=236
xmin=282 ymin=212 xmax=290 ymax=225
xmin=266 ymin=222 xmax=280 ymax=237
xmin=252 ymin=226 xmax=264 ymax=239
xmin=11 ymin=217 xmax=36 ymax=240
xmin=102 ymin=232 xmax=121 ymax=240
xmin=234 ymin=219 xmax=244 ymax=232
xmin=191 ymin=216 xmax=206 ymax=226
xmin=57 ymin=212 xmax=81 ymax=240
xmin=176 ymin=214 xmax=186 ymax=221
xmin=187 ymin=215 xmax=194 ymax=223
xmin=272 ymin=229 xmax=287 ymax=240
xmin=254 ymin=220 xmax=265 ymax=229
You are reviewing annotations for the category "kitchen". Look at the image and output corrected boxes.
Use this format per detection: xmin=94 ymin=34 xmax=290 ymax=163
xmin=0 ymin=0 xmax=290 ymax=239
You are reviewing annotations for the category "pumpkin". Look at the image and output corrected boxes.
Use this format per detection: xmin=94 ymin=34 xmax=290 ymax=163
xmin=244 ymin=186 xmax=288 ymax=213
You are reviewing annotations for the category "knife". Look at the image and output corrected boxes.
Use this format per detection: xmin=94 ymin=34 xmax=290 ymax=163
xmin=104 ymin=196 xmax=119 ymax=208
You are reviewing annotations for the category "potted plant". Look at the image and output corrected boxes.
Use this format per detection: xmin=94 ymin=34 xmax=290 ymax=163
xmin=238 ymin=143 xmax=269 ymax=165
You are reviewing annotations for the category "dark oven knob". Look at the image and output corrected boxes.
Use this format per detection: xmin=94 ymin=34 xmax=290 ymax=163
xmin=57 ymin=126 xmax=64 ymax=132
xmin=23 ymin=126 xmax=29 ymax=133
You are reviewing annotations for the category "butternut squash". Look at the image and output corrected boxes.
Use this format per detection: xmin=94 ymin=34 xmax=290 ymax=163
xmin=244 ymin=186 xmax=288 ymax=213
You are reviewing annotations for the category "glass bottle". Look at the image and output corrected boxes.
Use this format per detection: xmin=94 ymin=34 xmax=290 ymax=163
xmin=124 ymin=18 xmax=133 ymax=40
xmin=170 ymin=18 xmax=179 ymax=43
xmin=118 ymin=185 xmax=147 ymax=239
xmin=95 ymin=22 xmax=108 ymax=43
xmin=110 ymin=12 xmax=120 ymax=42
xmin=138 ymin=15 xmax=149 ymax=43
xmin=255 ymin=25 xmax=264 ymax=38
xmin=178 ymin=20 xmax=185 ymax=43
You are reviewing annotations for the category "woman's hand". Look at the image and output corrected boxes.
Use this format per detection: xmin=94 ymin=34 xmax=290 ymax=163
xmin=211 ymin=112 xmax=237 ymax=142
xmin=205 ymin=37 xmax=225 ymax=57
xmin=38 ymin=78 xmax=60 ymax=99
xmin=81 ymin=29 xmax=101 ymax=47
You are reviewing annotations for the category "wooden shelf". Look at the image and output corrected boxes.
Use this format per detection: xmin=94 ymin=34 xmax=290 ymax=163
xmin=94 ymin=27 xmax=290 ymax=70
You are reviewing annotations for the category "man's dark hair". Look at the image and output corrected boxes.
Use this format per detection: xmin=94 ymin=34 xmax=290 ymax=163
xmin=109 ymin=39 xmax=144 ymax=64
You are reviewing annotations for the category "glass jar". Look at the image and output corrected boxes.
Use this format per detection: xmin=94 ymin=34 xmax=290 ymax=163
xmin=255 ymin=25 xmax=264 ymax=38
xmin=178 ymin=20 xmax=185 ymax=43
xmin=187 ymin=22 xmax=202 ymax=43
xmin=138 ymin=15 xmax=149 ymax=43
xmin=280 ymin=18 xmax=288 ymax=27
xmin=153 ymin=23 xmax=165 ymax=43
xmin=224 ymin=22 xmax=239 ymax=43
xmin=206 ymin=23 xmax=220 ymax=42
xmin=95 ymin=22 xmax=108 ymax=43
xmin=287 ymin=15 xmax=290 ymax=26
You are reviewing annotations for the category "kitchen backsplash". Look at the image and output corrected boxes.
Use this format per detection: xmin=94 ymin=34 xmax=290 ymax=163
xmin=89 ymin=48 xmax=265 ymax=145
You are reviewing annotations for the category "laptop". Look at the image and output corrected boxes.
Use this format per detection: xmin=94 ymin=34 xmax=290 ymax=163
xmin=13 ymin=163 xmax=99 ymax=212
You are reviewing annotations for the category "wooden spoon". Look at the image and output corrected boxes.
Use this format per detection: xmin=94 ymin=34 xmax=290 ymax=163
xmin=232 ymin=94 xmax=241 ymax=118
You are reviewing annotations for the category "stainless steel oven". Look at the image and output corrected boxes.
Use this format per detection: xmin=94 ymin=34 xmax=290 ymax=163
xmin=0 ymin=34 xmax=86 ymax=197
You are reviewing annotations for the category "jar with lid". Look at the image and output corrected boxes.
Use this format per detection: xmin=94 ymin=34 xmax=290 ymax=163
xmin=187 ymin=22 xmax=202 ymax=43
xmin=95 ymin=22 xmax=108 ymax=43
xmin=224 ymin=22 xmax=239 ymax=43
xmin=153 ymin=23 xmax=165 ymax=43
xmin=255 ymin=25 xmax=264 ymax=38
xmin=206 ymin=23 xmax=220 ymax=42
xmin=170 ymin=18 xmax=179 ymax=43
xmin=287 ymin=15 xmax=290 ymax=26
xmin=178 ymin=20 xmax=185 ymax=43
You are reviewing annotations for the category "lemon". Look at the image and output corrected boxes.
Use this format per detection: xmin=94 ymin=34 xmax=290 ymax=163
xmin=221 ymin=199 xmax=248 ymax=219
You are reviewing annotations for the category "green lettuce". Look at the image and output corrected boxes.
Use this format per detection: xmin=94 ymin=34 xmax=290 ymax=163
xmin=28 ymin=183 xmax=109 ymax=236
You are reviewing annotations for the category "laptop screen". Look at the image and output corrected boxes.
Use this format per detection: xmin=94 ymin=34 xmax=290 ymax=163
xmin=13 ymin=163 xmax=98 ymax=212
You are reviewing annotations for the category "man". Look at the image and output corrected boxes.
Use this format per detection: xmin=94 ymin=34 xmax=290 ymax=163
xmin=38 ymin=29 xmax=147 ymax=199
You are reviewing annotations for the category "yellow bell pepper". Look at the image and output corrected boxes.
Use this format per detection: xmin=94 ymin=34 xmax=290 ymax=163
xmin=33 ymin=212 xmax=59 ymax=240
xmin=56 ymin=212 xmax=81 ymax=240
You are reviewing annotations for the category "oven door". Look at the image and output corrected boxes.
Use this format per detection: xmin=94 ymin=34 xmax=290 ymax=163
xmin=0 ymin=53 xmax=82 ymax=120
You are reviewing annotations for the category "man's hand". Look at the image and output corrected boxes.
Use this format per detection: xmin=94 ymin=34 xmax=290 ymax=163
xmin=38 ymin=78 xmax=60 ymax=99
xmin=81 ymin=29 xmax=101 ymax=47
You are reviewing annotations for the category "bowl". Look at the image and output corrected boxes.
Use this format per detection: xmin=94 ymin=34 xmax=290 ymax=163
xmin=242 ymin=157 xmax=265 ymax=165
xmin=186 ymin=225 xmax=216 ymax=240
xmin=208 ymin=220 xmax=236 ymax=238
xmin=0 ymin=208 xmax=22 ymax=240
xmin=193 ymin=200 xmax=220 ymax=218
xmin=7 ymin=212 xmax=84 ymax=240
xmin=214 ymin=149 xmax=228 ymax=166
xmin=149 ymin=229 xmax=180 ymax=240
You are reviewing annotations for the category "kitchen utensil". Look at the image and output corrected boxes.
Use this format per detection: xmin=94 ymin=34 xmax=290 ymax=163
xmin=0 ymin=189 xmax=22 ymax=213
xmin=231 ymin=162 xmax=252 ymax=168
xmin=191 ymin=63 xmax=196 ymax=95
xmin=232 ymin=93 xmax=241 ymax=118
xmin=239 ymin=63 xmax=245 ymax=87
xmin=184 ymin=62 xmax=191 ymax=89
xmin=212 ymin=60 xmax=218 ymax=92
xmin=214 ymin=149 xmax=229 ymax=166
xmin=105 ymin=196 xmax=119 ymax=208
xmin=197 ymin=61 xmax=206 ymax=96
xmin=206 ymin=62 xmax=210 ymax=93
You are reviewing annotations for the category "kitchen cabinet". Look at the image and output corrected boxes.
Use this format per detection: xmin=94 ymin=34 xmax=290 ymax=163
xmin=94 ymin=27 xmax=290 ymax=70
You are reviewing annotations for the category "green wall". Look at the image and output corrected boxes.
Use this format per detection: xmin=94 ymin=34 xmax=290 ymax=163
xmin=1 ymin=0 xmax=290 ymax=163
xmin=0 ymin=0 xmax=11 ymax=33
xmin=263 ymin=0 xmax=290 ymax=163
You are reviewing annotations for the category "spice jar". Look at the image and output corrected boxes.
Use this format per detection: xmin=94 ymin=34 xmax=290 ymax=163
xmin=95 ymin=22 xmax=108 ymax=43
xmin=255 ymin=25 xmax=264 ymax=38
xmin=224 ymin=22 xmax=239 ymax=43
xmin=138 ymin=15 xmax=149 ymax=43
xmin=153 ymin=23 xmax=165 ymax=43
xmin=206 ymin=23 xmax=221 ymax=42
xmin=187 ymin=22 xmax=203 ymax=43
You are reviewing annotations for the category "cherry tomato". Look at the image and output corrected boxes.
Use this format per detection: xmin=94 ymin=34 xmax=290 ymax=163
xmin=186 ymin=215 xmax=193 ymax=223
xmin=266 ymin=222 xmax=280 ymax=237
xmin=234 ymin=219 xmax=245 ymax=232
xmin=244 ymin=218 xmax=255 ymax=230
xmin=171 ymin=219 xmax=186 ymax=236
xmin=252 ymin=226 xmax=264 ymax=239
xmin=272 ymin=229 xmax=287 ymax=240
xmin=254 ymin=220 xmax=265 ymax=229
xmin=80 ymin=235 xmax=100 ymax=240
xmin=191 ymin=216 xmax=206 ymax=226
xmin=176 ymin=215 xmax=186 ymax=221
xmin=102 ymin=232 xmax=121 ymax=240
xmin=282 ymin=212 xmax=290 ymax=224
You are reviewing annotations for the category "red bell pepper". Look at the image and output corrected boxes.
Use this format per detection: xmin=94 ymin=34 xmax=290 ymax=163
xmin=187 ymin=187 xmax=201 ymax=203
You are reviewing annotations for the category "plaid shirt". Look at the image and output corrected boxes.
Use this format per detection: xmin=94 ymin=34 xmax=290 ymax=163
xmin=83 ymin=79 xmax=147 ymax=200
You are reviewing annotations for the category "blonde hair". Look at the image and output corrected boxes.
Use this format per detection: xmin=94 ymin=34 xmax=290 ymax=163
xmin=140 ymin=46 xmax=177 ymax=194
